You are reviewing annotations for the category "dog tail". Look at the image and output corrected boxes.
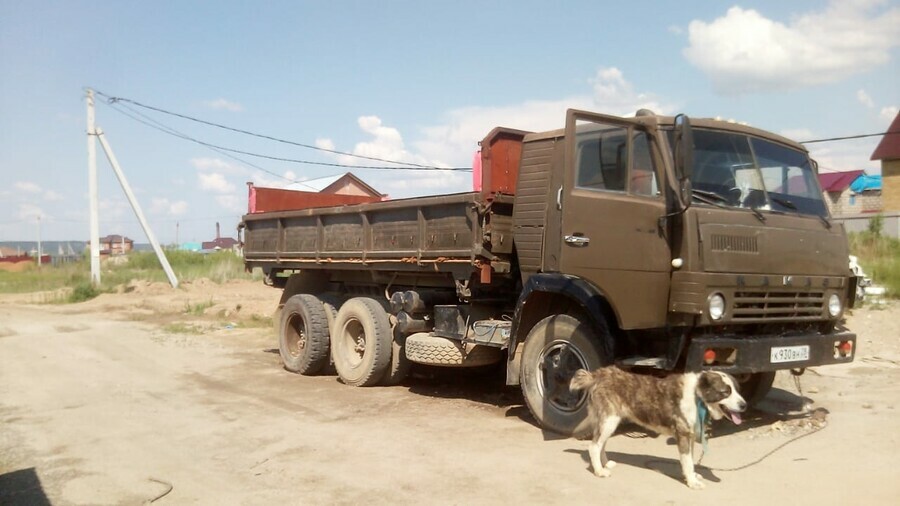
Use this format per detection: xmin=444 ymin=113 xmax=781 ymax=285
xmin=569 ymin=369 xmax=595 ymax=392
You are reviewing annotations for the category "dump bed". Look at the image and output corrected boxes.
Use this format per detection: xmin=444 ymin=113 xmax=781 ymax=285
xmin=241 ymin=192 xmax=513 ymax=276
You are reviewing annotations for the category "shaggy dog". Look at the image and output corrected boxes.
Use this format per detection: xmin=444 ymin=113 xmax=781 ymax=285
xmin=570 ymin=367 xmax=746 ymax=489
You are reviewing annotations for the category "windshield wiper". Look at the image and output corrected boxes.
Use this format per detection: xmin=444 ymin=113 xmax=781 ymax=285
xmin=770 ymin=196 xmax=798 ymax=210
xmin=769 ymin=196 xmax=830 ymax=227
xmin=748 ymin=206 xmax=766 ymax=223
xmin=691 ymin=189 xmax=729 ymax=206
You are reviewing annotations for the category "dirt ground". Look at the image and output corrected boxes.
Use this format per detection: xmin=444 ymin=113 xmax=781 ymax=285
xmin=1 ymin=279 xmax=899 ymax=505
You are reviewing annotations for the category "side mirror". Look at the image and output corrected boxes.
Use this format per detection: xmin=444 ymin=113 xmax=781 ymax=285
xmin=673 ymin=114 xmax=694 ymax=181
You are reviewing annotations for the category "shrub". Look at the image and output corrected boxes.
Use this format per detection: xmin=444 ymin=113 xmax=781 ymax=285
xmin=68 ymin=282 xmax=101 ymax=303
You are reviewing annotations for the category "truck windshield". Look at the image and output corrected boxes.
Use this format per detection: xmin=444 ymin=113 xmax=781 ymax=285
xmin=682 ymin=129 xmax=828 ymax=218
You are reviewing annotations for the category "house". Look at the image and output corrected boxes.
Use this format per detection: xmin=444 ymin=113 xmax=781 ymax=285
xmin=86 ymin=235 xmax=134 ymax=255
xmin=818 ymin=170 xmax=881 ymax=216
xmin=247 ymin=172 xmax=387 ymax=214
xmin=871 ymin=112 xmax=900 ymax=212
xmin=201 ymin=222 xmax=239 ymax=252
xmin=286 ymin=172 xmax=386 ymax=199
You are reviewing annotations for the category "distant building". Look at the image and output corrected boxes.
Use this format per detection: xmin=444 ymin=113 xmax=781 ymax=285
xmin=871 ymin=112 xmax=900 ymax=212
xmin=86 ymin=234 xmax=134 ymax=255
xmin=818 ymin=170 xmax=881 ymax=216
xmin=248 ymin=172 xmax=386 ymax=214
xmin=286 ymin=172 xmax=386 ymax=199
xmin=201 ymin=222 xmax=239 ymax=252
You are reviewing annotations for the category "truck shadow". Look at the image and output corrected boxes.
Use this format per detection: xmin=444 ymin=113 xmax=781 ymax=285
xmin=0 ymin=467 xmax=52 ymax=506
xmin=404 ymin=363 xmax=524 ymax=409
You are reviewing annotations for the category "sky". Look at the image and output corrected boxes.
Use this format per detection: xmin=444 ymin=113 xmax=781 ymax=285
xmin=1 ymin=0 xmax=898 ymax=243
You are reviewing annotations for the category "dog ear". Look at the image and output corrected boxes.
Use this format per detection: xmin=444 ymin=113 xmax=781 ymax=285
xmin=697 ymin=372 xmax=730 ymax=403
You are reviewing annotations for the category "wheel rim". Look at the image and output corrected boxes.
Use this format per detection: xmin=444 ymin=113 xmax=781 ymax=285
xmin=285 ymin=313 xmax=306 ymax=358
xmin=341 ymin=318 xmax=366 ymax=366
xmin=537 ymin=340 xmax=590 ymax=412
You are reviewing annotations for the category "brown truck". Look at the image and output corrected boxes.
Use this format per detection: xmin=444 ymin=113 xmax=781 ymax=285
xmin=240 ymin=109 xmax=857 ymax=436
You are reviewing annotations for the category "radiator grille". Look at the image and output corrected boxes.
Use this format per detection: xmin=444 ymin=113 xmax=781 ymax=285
xmin=732 ymin=291 xmax=825 ymax=321
xmin=711 ymin=234 xmax=758 ymax=253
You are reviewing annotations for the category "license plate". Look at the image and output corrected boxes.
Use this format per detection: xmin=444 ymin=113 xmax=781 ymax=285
xmin=770 ymin=345 xmax=810 ymax=363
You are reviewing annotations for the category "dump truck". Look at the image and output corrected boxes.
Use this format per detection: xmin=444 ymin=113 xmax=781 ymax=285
xmin=240 ymin=109 xmax=857 ymax=436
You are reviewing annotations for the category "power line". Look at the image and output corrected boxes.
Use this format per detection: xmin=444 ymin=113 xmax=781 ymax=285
xmin=105 ymin=102 xmax=305 ymax=185
xmin=99 ymin=99 xmax=470 ymax=172
xmin=92 ymin=89 xmax=470 ymax=171
xmin=801 ymin=130 xmax=900 ymax=144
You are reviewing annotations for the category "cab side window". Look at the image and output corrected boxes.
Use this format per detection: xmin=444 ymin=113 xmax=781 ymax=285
xmin=575 ymin=126 xmax=628 ymax=192
xmin=575 ymin=124 xmax=657 ymax=196
xmin=630 ymin=132 xmax=657 ymax=196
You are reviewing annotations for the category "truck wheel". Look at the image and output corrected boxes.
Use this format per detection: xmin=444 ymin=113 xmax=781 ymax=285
xmin=405 ymin=334 xmax=502 ymax=367
xmin=739 ymin=371 xmax=776 ymax=407
xmin=331 ymin=297 xmax=392 ymax=386
xmin=317 ymin=294 xmax=344 ymax=376
xmin=520 ymin=314 xmax=607 ymax=438
xmin=278 ymin=294 xmax=331 ymax=375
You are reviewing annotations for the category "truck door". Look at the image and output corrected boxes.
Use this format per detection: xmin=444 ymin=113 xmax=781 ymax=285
xmin=557 ymin=110 xmax=671 ymax=329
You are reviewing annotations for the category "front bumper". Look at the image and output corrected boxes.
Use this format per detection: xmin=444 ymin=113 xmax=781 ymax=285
xmin=685 ymin=330 xmax=856 ymax=374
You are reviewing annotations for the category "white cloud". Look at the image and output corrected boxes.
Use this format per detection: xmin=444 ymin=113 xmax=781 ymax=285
xmin=248 ymin=168 xmax=304 ymax=189
xmin=198 ymin=172 xmax=236 ymax=193
xmin=14 ymin=181 xmax=41 ymax=194
xmin=151 ymin=197 xmax=188 ymax=216
xmin=203 ymin=98 xmax=244 ymax=112
xmin=215 ymin=195 xmax=244 ymax=213
xmin=684 ymin=1 xmax=900 ymax=94
xmin=881 ymin=106 xmax=899 ymax=123
xmin=779 ymin=128 xmax=815 ymax=142
xmin=809 ymin=139 xmax=881 ymax=173
xmin=315 ymin=67 xmax=671 ymax=198
xmin=315 ymin=138 xmax=335 ymax=151
xmin=857 ymin=89 xmax=875 ymax=108
xmin=335 ymin=115 xmax=438 ymax=168
xmin=415 ymin=67 xmax=669 ymax=167
xmin=17 ymin=203 xmax=44 ymax=220
xmin=43 ymin=190 xmax=63 ymax=201
xmin=190 ymin=157 xmax=244 ymax=174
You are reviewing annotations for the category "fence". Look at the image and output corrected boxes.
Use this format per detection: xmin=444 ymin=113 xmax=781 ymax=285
xmin=833 ymin=211 xmax=900 ymax=238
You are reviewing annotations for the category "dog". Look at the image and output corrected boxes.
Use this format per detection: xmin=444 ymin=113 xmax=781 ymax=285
xmin=569 ymin=366 xmax=747 ymax=489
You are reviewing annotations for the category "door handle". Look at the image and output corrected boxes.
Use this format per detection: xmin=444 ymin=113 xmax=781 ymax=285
xmin=564 ymin=235 xmax=591 ymax=246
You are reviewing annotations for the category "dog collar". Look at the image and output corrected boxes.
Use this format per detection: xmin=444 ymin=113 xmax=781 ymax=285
xmin=696 ymin=398 xmax=710 ymax=453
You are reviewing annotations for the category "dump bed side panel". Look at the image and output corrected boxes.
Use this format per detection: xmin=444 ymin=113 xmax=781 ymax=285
xmin=242 ymin=192 xmax=491 ymax=271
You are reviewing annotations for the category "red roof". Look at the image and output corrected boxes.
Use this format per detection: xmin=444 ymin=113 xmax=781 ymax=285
xmin=871 ymin=112 xmax=900 ymax=161
xmin=818 ymin=170 xmax=864 ymax=192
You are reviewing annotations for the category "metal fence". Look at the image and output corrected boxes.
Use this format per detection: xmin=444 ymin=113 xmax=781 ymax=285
xmin=834 ymin=211 xmax=900 ymax=238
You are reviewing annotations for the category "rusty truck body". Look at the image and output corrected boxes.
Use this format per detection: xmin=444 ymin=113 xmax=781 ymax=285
xmin=240 ymin=109 xmax=857 ymax=436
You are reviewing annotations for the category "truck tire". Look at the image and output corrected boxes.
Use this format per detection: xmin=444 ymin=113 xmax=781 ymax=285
xmin=278 ymin=294 xmax=331 ymax=375
xmin=405 ymin=334 xmax=502 ymax=367
xmin=739 ymin=371 xmax=776 ymax=407
xmin=317 ymin=294 xmax=344 ymax=376
xmin=519 ymin=314 xmax=607 ymax=438
xmin=331 ymin=297 xmax=392 ymax=386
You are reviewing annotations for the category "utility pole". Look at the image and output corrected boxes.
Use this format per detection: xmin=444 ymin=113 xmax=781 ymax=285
xmin=84 ymin=87 xmax=178 ymax=288
xmin=95 ymin=128 xmax=178 ymax=288
xmin=86 ymin=89 xmax=101 ymax=285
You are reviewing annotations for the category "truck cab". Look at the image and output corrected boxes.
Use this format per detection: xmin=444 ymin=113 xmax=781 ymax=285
xmin=508 ymin=109 xmax=856 ymax=435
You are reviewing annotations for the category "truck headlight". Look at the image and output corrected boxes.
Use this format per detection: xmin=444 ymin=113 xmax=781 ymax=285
xmin=828 ymin=294 xmax=842 ymax=317
xmin=708 ymin=293 xmax=726 ymax=321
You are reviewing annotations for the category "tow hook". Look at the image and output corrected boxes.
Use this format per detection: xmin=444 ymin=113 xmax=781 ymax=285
xmin=791 ymin=368 xmax=806 ymax=377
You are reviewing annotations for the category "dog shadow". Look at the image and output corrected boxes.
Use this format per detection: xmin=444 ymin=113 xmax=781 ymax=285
xmin=563 ymin=387 xmax=824 ymax=484
xmin=563 ymin=445 xmax=723 ymax=485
